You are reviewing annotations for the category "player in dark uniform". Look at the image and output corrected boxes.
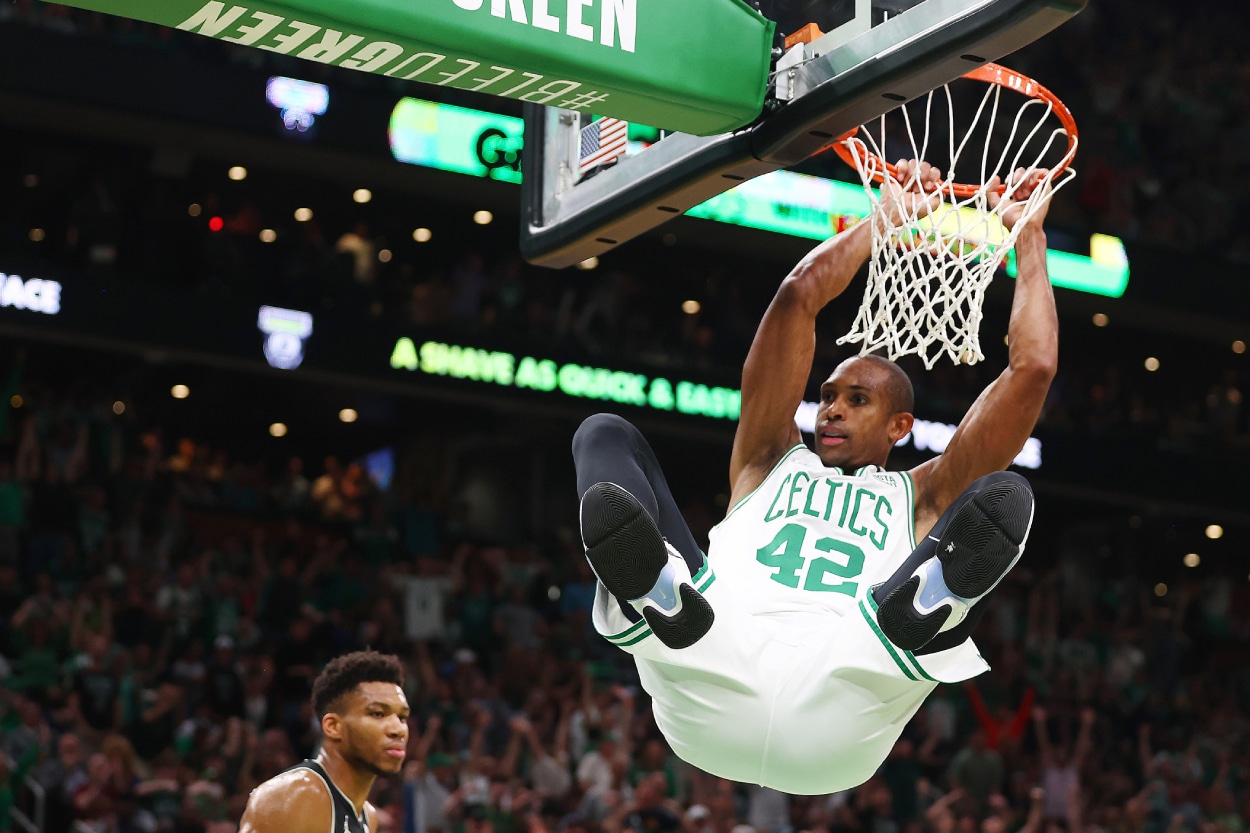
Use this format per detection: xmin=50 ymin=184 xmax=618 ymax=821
xmin=238 ymin=651 xmax=409 ymax=833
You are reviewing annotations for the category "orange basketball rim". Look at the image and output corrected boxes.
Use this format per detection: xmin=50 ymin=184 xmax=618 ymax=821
xmin=833 ymin=62 xmax=1079 ymax=198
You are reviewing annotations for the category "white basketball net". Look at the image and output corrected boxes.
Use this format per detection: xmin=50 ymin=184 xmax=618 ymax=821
xmin=836 ymin=75 xmax=1077 ymax=368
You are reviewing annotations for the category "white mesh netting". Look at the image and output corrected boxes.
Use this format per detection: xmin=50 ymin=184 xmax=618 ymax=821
xmin=836 ymin=72 xmax=1077 ymax=368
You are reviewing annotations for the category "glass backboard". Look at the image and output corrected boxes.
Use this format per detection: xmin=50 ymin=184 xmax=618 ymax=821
xmin=521 ymin=0 xmax=1086 ymax=268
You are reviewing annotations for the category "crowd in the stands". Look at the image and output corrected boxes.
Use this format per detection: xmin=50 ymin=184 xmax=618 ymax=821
xmin=0 ymin=367 xmax=1247 ymax=833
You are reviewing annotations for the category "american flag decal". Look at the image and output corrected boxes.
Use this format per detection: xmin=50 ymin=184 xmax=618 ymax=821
xmin=579 ymin=117 xmax=628 ymax=175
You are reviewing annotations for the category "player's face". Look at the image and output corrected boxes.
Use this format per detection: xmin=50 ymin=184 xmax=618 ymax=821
xmin=338 ymin=682 xmax=410 ymax=777
xmin=815 ymin=359 xmax=909 ymax=469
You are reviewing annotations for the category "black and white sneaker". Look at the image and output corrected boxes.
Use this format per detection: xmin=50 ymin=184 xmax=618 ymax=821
xmin=579 ymin=482 xmax=714 ymax=650
xmin=876 ymin=478 xmax=1034 ymax=652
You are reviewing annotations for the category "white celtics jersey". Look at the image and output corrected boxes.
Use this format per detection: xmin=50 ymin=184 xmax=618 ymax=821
xmin=707 ymin=443 xmax=918 ymax=613
xmin=601 ymin=443 xmax=989 ymax=795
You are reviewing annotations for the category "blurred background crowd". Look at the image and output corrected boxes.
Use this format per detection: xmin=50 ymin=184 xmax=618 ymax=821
xmin=2 ymin=3 xmax=1249 ymax=833
xmin=0 ymin=354 xmax=1248 ymax=833
xmin=2 ymin=0 xmax=1249 ymax=462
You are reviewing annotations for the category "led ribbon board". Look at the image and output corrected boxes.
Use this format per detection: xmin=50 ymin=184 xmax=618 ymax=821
xmin=689 ymin=170 xmax=1130 ymax=298
xmin=388 ymin=99 xmax=1130 ymax=298
xmin=391 ymin=339 xmax=742 ymax=420
xmin=390 ymin=339 xmax=1042 ymax=467
xmin=56 ymin=0 xmax=773 ymax=136
xmin=0 ymin=272 xmax=62 ymax=315
xmin=390 ymin=99 xmax=524 ymax=184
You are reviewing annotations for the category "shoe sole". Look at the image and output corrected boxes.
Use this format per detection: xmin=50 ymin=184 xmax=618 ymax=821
xmin=938 ymin=479 xmax=1032 ymax=599
xmin=878 ymin=479 xmax=1032 ymax=653
xmin=580 ymin=482 xmax=713 ymax=650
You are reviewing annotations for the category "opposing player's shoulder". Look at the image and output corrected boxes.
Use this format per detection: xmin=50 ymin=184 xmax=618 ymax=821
xmin=239 ymin=768 xmax=331 ymax=833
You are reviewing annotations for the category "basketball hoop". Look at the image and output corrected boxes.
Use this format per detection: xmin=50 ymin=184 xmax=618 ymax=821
xmin=832 ymin=63 xmax=1078 ymax=368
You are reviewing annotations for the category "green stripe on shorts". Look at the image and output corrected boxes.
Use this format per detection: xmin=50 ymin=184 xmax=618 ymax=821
xmin=863 ymin=591 xmax=937 ymax=682
xmin=604 ymin=617 xmax=650 ymax=644
xmin=603 ymin=560 xmax=716 ymax=647
xmin=859 ymin=598 xmax=918 ymax=681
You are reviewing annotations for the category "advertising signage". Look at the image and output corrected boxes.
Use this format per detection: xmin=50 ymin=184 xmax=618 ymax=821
xmin=0 ymin=261 xmax=1042 ymax=466
xmin=389 ymin=337 xmax=1041 ymax=468
xmin=56 ymin=0 xmax=773 ymax=136
xmin=0 ymin=272 xmax=62 ymax=316
xmin=390 ymin=338 xmax=741 ymax=421
xmin=388 ymin=97 xmax=1130 ymax=299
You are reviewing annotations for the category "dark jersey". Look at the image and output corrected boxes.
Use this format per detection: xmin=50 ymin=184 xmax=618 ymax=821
xmin=286 ymin=760 xmax=369 ymax=833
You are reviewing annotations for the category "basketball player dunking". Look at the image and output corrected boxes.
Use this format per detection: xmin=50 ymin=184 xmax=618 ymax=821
xmin=573 ymin=163 xmax=1056 ymax=794
xmin=238 ymin=651 xmax=409 ymax=833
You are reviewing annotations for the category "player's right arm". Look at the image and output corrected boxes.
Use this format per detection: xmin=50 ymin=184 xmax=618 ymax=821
xmin=728 ymin=219 xmax=874 ymax=505
xmin=238 ymin=770 xmax=331 ymax=833
xmin=729 ymin=163 xmax=940 ymax=505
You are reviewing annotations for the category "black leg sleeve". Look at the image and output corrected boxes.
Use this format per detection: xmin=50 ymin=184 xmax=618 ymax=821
xmin=572 ymin=413 xmax=705 ymax=574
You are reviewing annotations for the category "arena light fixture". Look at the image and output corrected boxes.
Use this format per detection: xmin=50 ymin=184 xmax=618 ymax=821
xmin=338 ymin=408 xmax=358 ymax=423
xmin=1092 ymin=313 xmax=1108 ymax=327
xmin=1183 ymin=553 xmax=1200 ymax=568
xmin=1144 ymin=357 xmax=1160 ymax=372
xmin=28 ymin=228 xmax=45 ymax=242
xmin=112 ymin=401 xmax=125 ymax=415
xmin=208 ymin=216 xmax=224 ymax=232
xmin=266 ymin=76 xmax=329 ymax=133
xmin=228 ymin=166 xmax=248 ymax=181
xmin=188 ymin=203 xmax=202 ymax=217
xmin=353 ymin=188 xmax=373 ymax=204
xmin=1234 ymin=340 xmax=1246 ymax=354
xmin=294 ymin=207 xmax=314 ymax=222
xmin=576 ymin=257 xmax=600 ymax=270
xmin=258 ymin=306 xmax=313 ymax=370
xmin=1206 ymin=524 xmax=1223 ymax=540
xmin=413 ymin=228 xmax=432 ymax=243
xmin=378 ymin=249 xmax=393 ymax=263
xmin=1153 ymin=582 xmax=1167 ymax=597
xmin=269 ymin=422 xmax=288 ymax=437
xmin=171 ymin=385 xmax=190 ymax=399
xmin=473 ymin=210 xmax=493 ymax=225
xmin=682 ymin=300 xmax=701 ymax=315
xmin=10 ymin=395 xmax=22 ymax=408
xmin=259 ymin=229 xmax=277 ymax=243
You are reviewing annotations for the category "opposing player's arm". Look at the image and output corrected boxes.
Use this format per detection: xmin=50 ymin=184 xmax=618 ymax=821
xmin=730 ymin=161 xmax=941 ymax=506
xmin=910 ymin=170 xmax=1057 ymax=536
xmin=237 ymin=770 xmax=332 ymax=833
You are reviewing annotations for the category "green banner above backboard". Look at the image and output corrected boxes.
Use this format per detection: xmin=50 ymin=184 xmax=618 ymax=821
xmin=56 ymin=0 xmax=774 ymax=136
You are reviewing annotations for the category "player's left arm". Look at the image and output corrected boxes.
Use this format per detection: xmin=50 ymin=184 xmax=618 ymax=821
xmin=910 ymin=169 xmax=1057 ymax=537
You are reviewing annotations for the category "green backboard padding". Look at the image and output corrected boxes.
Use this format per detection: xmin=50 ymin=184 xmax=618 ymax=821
xmin=57 ymin=0 xmax=775 ymax=136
